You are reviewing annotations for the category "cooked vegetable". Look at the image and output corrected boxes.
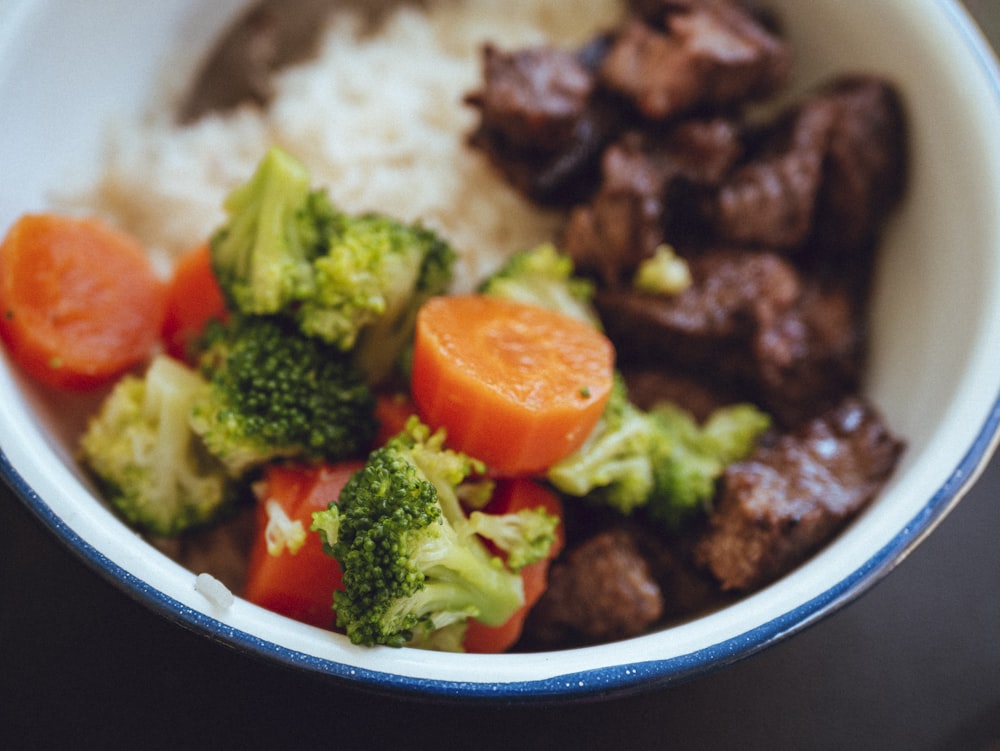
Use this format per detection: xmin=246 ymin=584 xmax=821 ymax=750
xmin=161 ymin=242 xmax=228 ymax=363
xmin=645 ymin=401 xmax=772 ymax=528
xmin=209 ymin=147 xmax=455 ymax=386
xmin=210 ymin=146 xmax=330 ymax=316
xmin=632 ymin=244 xmax=692 ymax=296
xmin=78 ymin=354 xmax=235 ymax=536
xmin=547 ymin=373 xmax=660 ymax=515
xmin=469 ymin=499 xmax=559 ymax=572
xmin=479 ymin=243 xmax=602 ymax=329
xmin=302 ymin=212 xmax=455 ymax=385
xmin=243 ymin=461 xmax=363 ymax=629
xmin=410 ymin=294 xmax=615 ymax=476
xmin=0 ymin=213 xmax=167 ymax=390
xmin=548 ymin=375 xmax=772 ymax=528
xmin=190 ymin=315 xmax=377 ymax=477
xmin=463 ymin=478 xmax=564 ymax=654
xmin=311 ymin=417 xmax=558 ymax=649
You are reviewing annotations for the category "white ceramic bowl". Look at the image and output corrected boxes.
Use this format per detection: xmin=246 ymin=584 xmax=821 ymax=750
xmin=2 ymin=0 xmax=1000 ymax=701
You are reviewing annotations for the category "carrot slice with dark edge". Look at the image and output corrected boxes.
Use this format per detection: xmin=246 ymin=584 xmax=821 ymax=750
xmin=411 ymin=294 xmax=614 ymax=476
xmin=0 ymin=213 xmax=167 ymax=390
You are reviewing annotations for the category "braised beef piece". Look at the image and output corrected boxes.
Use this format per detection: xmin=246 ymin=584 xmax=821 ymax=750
xmin=466 ymin=43 xmax=595 ymax=151
xmin=629 ymin=521 xmax=738 ymax=619
xmin=597 ymin=248 xmax=801 ymax=360
xmin=709 ymin=96 xmax=838 ymax=251
xmin=752 ymin=281 xmax=864 ymax=425
xmin=520 ymin=526 xmax=665 ymax=648
xmin=465 ymin=40 xmax=623 ymax=206
xmin=563 ymin=119 xmax=743 ymax=285
xmin=694 ymin=397 xmax=904 ymax=591
xmin=599 ymin=0 xmax=791 ymax=121
xmin=596 ymin=249 xmax=864 ymax=427
xmin=808 ymin=76 xmax=908 ymax=275
xmin=706 ymin=75 xmax=907 ymax=280
xmin=559 ymin=74 xmax=906 ymax=286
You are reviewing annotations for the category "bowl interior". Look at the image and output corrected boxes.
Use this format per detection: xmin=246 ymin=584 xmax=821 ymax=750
xmin=2 ymin=0 xmax=1000 ymax=699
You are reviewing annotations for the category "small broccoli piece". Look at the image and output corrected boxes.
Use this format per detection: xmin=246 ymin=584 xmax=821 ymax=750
xmin=468 ymin=507 xmax=559 ymax=571
xmin=210 ymin=146 xmax=334 ymax=315
xmin=78 ymin=355 xmax=235 ymax=536
xmin=479 ymin=243 xmax=602 ymax=329
xmin=633 ymin=244 xmax=692 ymax=296
xmin=301 ymin=213 xmax=455 ymax=384
xmin=190 ymin=315 xmax=376 ymax=477
xmin=547 ymin=375 xmax=771 ymax=528
xmin=311 ymin=417 xmax=530 ymax=649
xmin=646 ymin=402 xmax=772 ymax=528
xmin=547 ymin=374 xmax=657 ymax=515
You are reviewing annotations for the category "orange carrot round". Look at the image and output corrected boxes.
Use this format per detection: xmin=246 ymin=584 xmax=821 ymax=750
xmin=161 ymin=242 xmax=228 ymax=363
xmin=244 ymin=461 xmax=363 ymax=630
xmin=0 ymin=213 xmax=167 ymax=390
xmin=411 ymin=294 xmax=614 ymax=476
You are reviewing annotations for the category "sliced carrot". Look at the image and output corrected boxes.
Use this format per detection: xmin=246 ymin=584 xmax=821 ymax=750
xmin=0 ymin=213 xmax=167 ymax=390
xmin=463 ymin=478 xmax=564 ymax=653
xmin=411 ymin=295 xmax=614 ymax=476
xmin=243 ymin=461 xmax=364 ymax=629
xmin=161 ymin=242 xmax=228 ymax=363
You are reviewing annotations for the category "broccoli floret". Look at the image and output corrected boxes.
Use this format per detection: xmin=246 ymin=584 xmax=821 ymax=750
xmin=78 ymin=355 xmax=236 ymax=536
xmin=190 ymin=315 xmax=376 ymax=477
xmin=547 ymin=375 xmax=771 ymax=528
xmin=468 ymin=507 xmax=559 ymax=571
xmin=302 ymin=212 xmax=455 ymax=384
xmin=479 ymin=243 xmax=602 ymax=329
xmin=211 ymin=146 xmax=334 ymax=315
xmin=547 ymin=375 xmax=657 ymax=515
xmin=646 ymin=402 xmax=772 ymax=528
xmin=312 ymin=417 xmax=538 ymax=649
xmin=633 ymin=244 xmax=692 ymax=296
xmin=210 ymin=148 xmax=455 ymax=387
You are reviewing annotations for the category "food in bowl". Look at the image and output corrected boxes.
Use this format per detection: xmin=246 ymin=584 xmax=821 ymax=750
xmin=0 ymin=0 xmax=910 ymax=654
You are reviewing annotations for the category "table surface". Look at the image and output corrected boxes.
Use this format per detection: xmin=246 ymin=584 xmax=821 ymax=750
xmin=3 ymin=4 xmax=1000 ymax=750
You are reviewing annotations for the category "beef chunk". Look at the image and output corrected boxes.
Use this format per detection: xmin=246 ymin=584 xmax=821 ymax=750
xmin=707 ymin=74 xmax=907 ymax=272
xmin=599 ymin=0 xmax=791 ymax=121
xmin=563 ymin=119 xmax=743 ymax=284
xmin=596 ymin=247 xmax=801 ymax=370
xmin=466 ymin=43 xmax=596 ymax=151
xmin=466 ymin=42 xmax=621 ymax=206
xmin=628 ymin=522 xmax=738 ymax=619
xmin=694 ymin=397 xmax=904 ymax=590
xmin=562 ymin=134 xmax=674 ymax=284
xmin=751 ymin=281 xmax=864 ymax=425
xmin=522 ymin=526 xmax=665 ymax=647
xmin=809 ymin=75 xmax=908 ymax=269
xmin=596 ymin=249 xmax=865 ymax=426
xmin=710 ymin=95 xmax=837 ymax=250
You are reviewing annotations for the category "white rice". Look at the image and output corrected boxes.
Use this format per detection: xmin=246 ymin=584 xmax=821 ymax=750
xmin=194 ymin=572 xmax=235 ymax=610
xmin=77 ymin=0 xmax=625 ymax=289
